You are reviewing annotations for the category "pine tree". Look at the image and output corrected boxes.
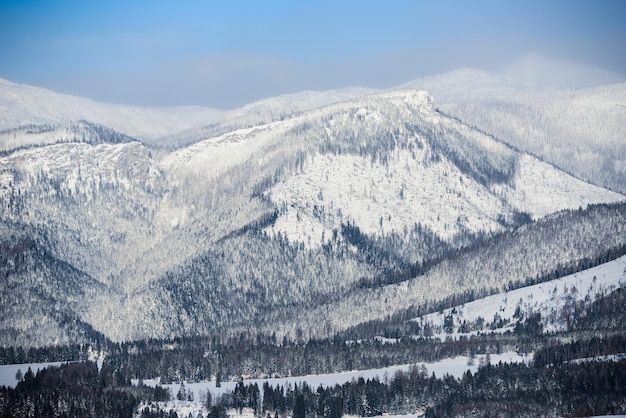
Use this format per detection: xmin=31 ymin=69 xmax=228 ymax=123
xmin=177 ymin=382 xmax=187 ymax=401
xmin=293 ymin=393 xmax=306 ymax=418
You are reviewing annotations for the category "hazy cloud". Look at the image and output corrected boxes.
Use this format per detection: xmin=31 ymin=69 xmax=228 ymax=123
xmin=46 ymin=41 xmax=626 ymax=109
xmin=6 ymin=1 xmax=623 ymax=108
xmin=504 ymin=53 xmax=626 ymax=88
xmin=51 ymin=53 xmax=307 ymax=109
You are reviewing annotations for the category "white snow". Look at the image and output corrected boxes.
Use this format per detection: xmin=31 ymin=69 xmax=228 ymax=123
xmin=161 ymin=122 xmax=283 ymax=180
xmin=0 ymin=78 xmax=224 ymax=143
xmin=413 ymin=254 xmax=626 ymax=335
xmin=265 ymin=149 xmax=508 ymax=245
xmin=134 ymin=352 xmax=528 ymax=417
xmin=2 ymin=77 xmax=625 ymax=345
xmin=0 ymin=362 xmax=65 ymax=388
xmin=591 ymin=416 xmax=626 ymax=418
xmin=265 ymin=139 xmax=624 ymax=249
xmin=135 ymin=352 xmax=529 ymax=409
xmin=497 ymin=154 xmax=624 ymax=219
xmin=0 ymin=77 xmax=375 ymax=150
xmin=403 ymin=68 xmax=626 ymax=195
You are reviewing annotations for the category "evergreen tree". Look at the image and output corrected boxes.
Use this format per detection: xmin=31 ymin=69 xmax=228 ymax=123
xmin=293 ymin=393 xmax=306 ymax=418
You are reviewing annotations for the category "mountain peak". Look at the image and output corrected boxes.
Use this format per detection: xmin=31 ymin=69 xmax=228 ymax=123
xmin=368 ymin=88 xmax=434 ymax=112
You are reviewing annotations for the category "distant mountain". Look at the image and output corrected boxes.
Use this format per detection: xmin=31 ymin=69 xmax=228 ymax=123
xmin=0 ymin=77 xmax=374 ymax=150
xmin=0 ymin=77 xmax=223 ymax=143
xmin=403 ymin=68 xmax=626 ymax=194
xmin=1 ymin=82 xmax=623 ymax=345
xmin=0 ymin=120 xmax=136 ymax=153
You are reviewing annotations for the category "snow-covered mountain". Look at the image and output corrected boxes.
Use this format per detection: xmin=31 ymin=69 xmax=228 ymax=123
xmin=0 ymin=120 xmax=136 ymax=153
xmin=255 ymin=203 xmax=626 ymax=339
xmin=252 ymin=90 xmax=623 ymax=247
xmin=403 ymin=68 xmax=626 ymax=194
xmin=1 ymin=77 xmax=625 ymax=346
xmin=0 ymin=77 xmax=224 ymax=144
xmin=0 ymin=77 xmax=374 ymax=150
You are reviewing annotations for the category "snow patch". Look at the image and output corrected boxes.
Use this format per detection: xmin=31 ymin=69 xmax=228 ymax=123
xmin=0 ymin=362 xmax=65 ymax=388
xmin=499 ymin=154 xmax=625 ymax=218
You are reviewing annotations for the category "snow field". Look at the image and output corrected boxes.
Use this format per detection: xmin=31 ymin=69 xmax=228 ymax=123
xmin=0 ymin=362 xmax=65 ymax=388
xmin=413 ymin=254 xmax=626 ymax=335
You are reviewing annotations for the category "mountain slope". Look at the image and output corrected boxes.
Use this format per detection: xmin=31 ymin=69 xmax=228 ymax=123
xmin=403 ymin=68 xmax=626 ymax=194
xmin=412 ymin=252 xmax=626 ymax=337
xmin=0 ymin=120 xmax=136 ymax=153
xmin=266 ymin=203 xmax=626 ymax=340
xmin=0 ymin=223 xmax=107 ymax=347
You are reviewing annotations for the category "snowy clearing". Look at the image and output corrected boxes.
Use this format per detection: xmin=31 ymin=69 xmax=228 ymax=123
xmin=135 ymin=352 xmax=529 ymax=405
xmin=134 ymin=352 xmax=528 ymax=417
xmin=0 ymin=362 xmax=65 ymax=388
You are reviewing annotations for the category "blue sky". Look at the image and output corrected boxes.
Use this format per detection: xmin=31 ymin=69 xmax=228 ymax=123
xmin=1 ymin=0 xmax=625 ymax=108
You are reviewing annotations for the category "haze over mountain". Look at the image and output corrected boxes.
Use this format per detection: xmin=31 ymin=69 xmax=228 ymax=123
xmin=504 ymin=53 xmax=626 ymax=88
xmin=0 ymin=77 xmax=376 ymax=149
xmin=3 ymin=1 xmax=625 ymax=108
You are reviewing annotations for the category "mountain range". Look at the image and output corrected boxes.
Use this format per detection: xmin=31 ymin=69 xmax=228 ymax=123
xmin=0 ymin=70 xmax=625 ymax=347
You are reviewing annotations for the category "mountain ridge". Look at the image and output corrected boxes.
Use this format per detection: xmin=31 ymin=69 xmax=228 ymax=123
xmin=403 ymin=68 xmax=626 ymax=194
xmin=1 ymin=75 xmax=625 ymax=345
xmin=1 ymin=84 xmax=625 ymax=345
xmin=0 ymin=76 xmax=376 ymax=150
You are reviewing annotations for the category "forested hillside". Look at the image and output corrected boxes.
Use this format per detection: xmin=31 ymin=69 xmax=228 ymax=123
xmin=1 ymin=86 xmax=623 ymax=344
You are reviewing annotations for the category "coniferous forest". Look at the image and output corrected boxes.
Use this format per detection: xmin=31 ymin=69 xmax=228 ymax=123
xmin=2 ymin=283 xmax=626 ymax=417
xmin=1 ymin=335 xmax=626 ymax=417
xmin=1 ymin=204 xmax=626 ymax=417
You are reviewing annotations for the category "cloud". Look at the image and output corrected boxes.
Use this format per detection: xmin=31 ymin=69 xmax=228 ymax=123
xmin=47 ymin=44 xmax=626 ymax=109
xmin=504 ymin=53 xmax=626 ymax=88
